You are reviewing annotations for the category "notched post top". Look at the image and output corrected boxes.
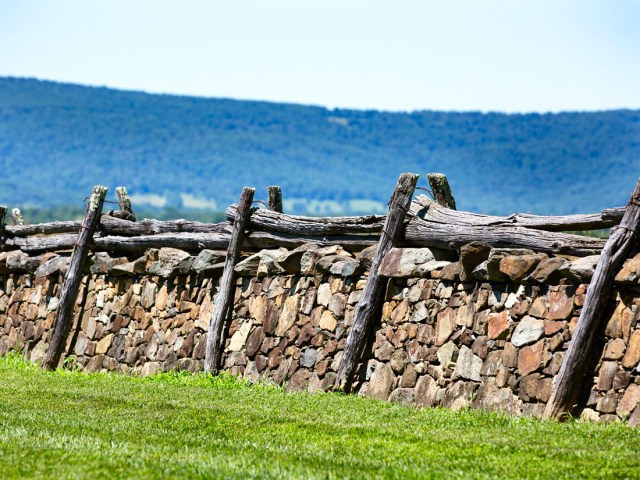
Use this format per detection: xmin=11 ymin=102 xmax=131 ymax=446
xmin=427 ymin=173 xmax=456 ymax=210
xmin=116 ymin=187 xmax=132 ymax=211
xmin=88 ymin=186 xmax=109 ymax=211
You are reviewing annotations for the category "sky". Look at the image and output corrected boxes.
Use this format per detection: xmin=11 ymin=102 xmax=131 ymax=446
xmin=0 ymin=0 xmax=639 ymax=113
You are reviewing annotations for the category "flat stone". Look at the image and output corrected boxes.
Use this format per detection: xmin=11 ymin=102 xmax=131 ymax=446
xmin=615 ymin=253 xmax=640 ymax=284
xmin=319 ymin=310 xmax=337 ymax=332
xmin=473 ymin=379 xmax=521 ymax=414
xmin=459 ymin=242 xmax=491 ymax=281
xmin=300 ymin=348 xmax=317 ymax=368
xmin=415 ymin=375 xmax=441 ymax=407
xmin=378 ymin=247 xmax=453 ymax=278
xmin=523 ymin=257 xmax=569 ymax=285
xmin=484 ymin=248 xmax=535 ymax=283
xmin=487 ymin=311 xmax=510 ymax=340
xmin=111 ymin=256 xmax=147 ymax=275
xmin=317 ymin=283 xmax=332 ymax=307
xmin=617 ymin=384 xmax=640 ymax=418
xmin=227 ymin=321 xmax=252 ymax=351
xmin=437 ymin=341 xmax=459 ymax=368
xmin=358 ymin=245 xmax=377 ymax=271
xmin=454 ymin=345 xmax=482 ymax=381
xmin=329 ymin=258 xmax=363 ymax=277
xmin=597 ymin=361 xmax=619 ymax=391
xmin=622 ymin=330 xmax=640 ymax=369
xmin=274 ymin=295 xmax=300 ymax=336
xmin=95 ymin=334 xmax=113 ymax=355
xmin=511 ymin=316 xmax=545 ymax=347
xmin=603 ymin=338 xmax=626 ymax=360
xmin=435 ymin=308 xmax=456 ymax=346
xmin=367 ymin=364 xmax=395 ymax=401
xmin=559 ymin=255 xmax=600 ymax=284
xmin=442 ymin=381 xmax=477 ymax=411
xmin=547 ymin=288 xmax=574 ymax=321
xmin=439 ymin=262 xmax=461 ymax=281
xmin=518 ymin=339 xmax=545 ymax=376
xmin=89 ymin=252 xmax=128 ymax=274
xmin=499 ymin=253 xmax=547 ymax=283
xmin=235 ymin=249 xmax=287 ymax=277
xmin=388 ymin=388 xmax=415 ymax=406
xmin=35 ymin=255 xmax=70 ymax=277
xmin=148 ymin=248 xmax=193 ymax=277
xmin=192 ymin=249 xmax=227 ymax=275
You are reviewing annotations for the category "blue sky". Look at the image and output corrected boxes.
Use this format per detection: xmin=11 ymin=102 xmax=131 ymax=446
xmin=0 ymin=0 xmax=639 ymax=112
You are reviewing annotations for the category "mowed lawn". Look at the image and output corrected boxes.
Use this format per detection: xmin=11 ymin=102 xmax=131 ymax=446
xmin=0 ymin=355 xmax=638 ymax=479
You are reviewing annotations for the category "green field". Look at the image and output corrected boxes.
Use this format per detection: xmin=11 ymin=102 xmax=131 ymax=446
xmin=0 ymin=355 xmax=638 ymax=479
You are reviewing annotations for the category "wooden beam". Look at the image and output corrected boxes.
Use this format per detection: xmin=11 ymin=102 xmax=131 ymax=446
xmin=204 ymin=187 xmax=255 ymax=374
xmin=413 ymin=195 xmax=623 ymax=232
xmin=267 ymin=186 xmax=283 ymax=213
xmin=427 ymin=173 xmax=456 ymax=210
xmin=335 ymin=173 xmax=419 ymax=391
xmin=115 ymin=186 xmax=136 ymax=221
xmin=543 ymin=178 xmax=640 ymax=420
xmin=41 ymin=185 xmax=108 ymax=370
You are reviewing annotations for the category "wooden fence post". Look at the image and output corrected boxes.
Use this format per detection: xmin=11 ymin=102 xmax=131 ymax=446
xmin=427 ymin=173 xmax=456 ymax=210
xmin=116 ymin=186 xmax=136 ymax=221
xmin=543 ymin=178 xmax=640 ymax=419
xmin=11 ymin=208 xmax=24 ymax=226
xmin=0 ymin=205 xmax=6 ymax=229
xmin=42 ymin=185 xmax=108 ymax=370
xmin=267 ymin=186 xmax=283 ymax=213
xmin=335 ymin=173 xmax=419 ymax=391
xmin=204 ymin=187 xmax=255 ymax=374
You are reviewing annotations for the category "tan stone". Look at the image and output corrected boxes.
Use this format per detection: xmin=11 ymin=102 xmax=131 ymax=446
xmin=319 ymin=310 xmax=337 ymax=332
xmin=487 ymin=311 xmax=510 ymax=340
xmin=528 ymin=296 xmax=548 ymax=318
xmin=95 ymin=333 xmax=113 ymax=355
xmin=499 ymin=254 xmax=547 ymax=283
xmin=227 ymin=321 xmax=253 ymax=352
xmin=435 ymin=308 xmax=456 ymax=346
xmin=603 ymin=338 xmax=626 ymax=360
xmin=617 ymin=384 xmax=640 ymax=418
xmin=622 ymin=330 xmax=640 ymax=369
xmin=274 ymin=295 xmax=300 ymax=336
xmin=518 ymin=339 xmax=545 ymax=376
xmin=390 ymin=298 xmax=410 ymax=325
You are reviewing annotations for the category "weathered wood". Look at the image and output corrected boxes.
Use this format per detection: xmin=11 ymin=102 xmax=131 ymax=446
xmin=42 ymin=186 xmax=107 ymax=370
xmin=0 ymin=206 xmax=6 ymax=229
xmin=267 ymin=186 xmax=283 ymax=213
xmin=204 ymin=187 xmax=255 ymax=374
xmin=543 ymin=179 xmax=640 ymax=420
xmin=226 ymin=204 xmax=385 ymax=235
xmin=11 ymin=208 xmax=24 ymax=226
xmin=404 ymin=219 xmax=605 ymax=256
xmin=115 ymin=186 xmax=136 ymax=221
xmin=335 ymin=173 xmax=419 ymax=391
xmin=5 ymin=216 xmax=228 ymax=237
xmin=413 ymin=195 xmax=624 ymax=232
xmin=427 ymin=173 xmax=456 ymax=210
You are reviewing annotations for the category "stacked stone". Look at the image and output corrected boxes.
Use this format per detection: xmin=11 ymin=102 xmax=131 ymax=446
xmin=1 ymin=243 xmax=639 ymax=426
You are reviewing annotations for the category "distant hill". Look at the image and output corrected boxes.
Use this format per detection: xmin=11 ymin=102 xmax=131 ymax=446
xmin=0 ymin=77 xmax=639 ymax=218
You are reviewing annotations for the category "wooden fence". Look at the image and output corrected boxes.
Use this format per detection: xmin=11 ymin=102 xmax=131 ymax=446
xmin=1 ymin=173 xmax=639 ymax=421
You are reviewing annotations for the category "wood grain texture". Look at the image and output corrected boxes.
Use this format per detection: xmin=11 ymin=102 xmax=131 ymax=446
xmin=204 ymin=187 xmax=255 ymax=374
xmin=335 ymin=173 xmax=419 ymax=391
xmin=42 ymin=185 xmax=108 ymax=371
xmin=543 ymin=178 xmax=640 ymax=420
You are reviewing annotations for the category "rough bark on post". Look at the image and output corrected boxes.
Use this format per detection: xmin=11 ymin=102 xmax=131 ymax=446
xmin=267 ymin=186 xmax=283 ymax=213
xmin=0 ymin=205 xmax=6 ymax=230
xmin=427 ymin=173 xmax=456 ymax=210
xmin=11 ymin=208 xmax=24 ymax=226
xmin=115 ymin=186 xmax=136 ymax=221
xmin=543 ymin=178 xmax=640 ymax=420
xmin=335 ymin=173 xmax=419 ymax=391
xmin=204 ymin=187 xmax=255 ymax=374
xmin=42 ymin=185 xmax=108 ymax=370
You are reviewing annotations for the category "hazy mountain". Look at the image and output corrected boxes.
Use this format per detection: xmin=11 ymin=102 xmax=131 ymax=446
xmin=1 ymin=77 xmax=638 ymax=218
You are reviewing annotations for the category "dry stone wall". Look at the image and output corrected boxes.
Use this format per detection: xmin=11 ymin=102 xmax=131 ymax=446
xmin=1 ymin=244 xmax=640 ymax=426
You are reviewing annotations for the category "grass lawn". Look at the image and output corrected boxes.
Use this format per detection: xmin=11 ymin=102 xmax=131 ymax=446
xmin=0 ymin=355 xmax=638 ymax=479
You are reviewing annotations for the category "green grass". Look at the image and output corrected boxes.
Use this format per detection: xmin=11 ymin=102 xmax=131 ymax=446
xmin=0 ymin=355 xmax=638 ymax=479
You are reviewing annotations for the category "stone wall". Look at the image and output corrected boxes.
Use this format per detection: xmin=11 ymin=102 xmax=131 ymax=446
xmin=1 ymin=244 xmax=639 ymax=426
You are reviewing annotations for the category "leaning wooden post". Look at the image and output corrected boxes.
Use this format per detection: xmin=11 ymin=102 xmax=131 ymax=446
xmin=267 ymin=186 xmax=283 ymax=213
xmin=543 ymin=178 xmax=640 ymax=419
xmin=116 ymin=186 xmax=136 ymax=221
xmin=42 ymin=185 xmax=108 ymax=370
xmin=0 ymin=205 xmax=6 ymax=230
xmin=204 ymin=187 xmax=255 ymax=374
xmin=11 ymin=208 xmax=24 ymax=226
xmin=427 ymin=173 xmax=456 ymax=210
xmin=335 ymin=173 xmax=419 ymax=391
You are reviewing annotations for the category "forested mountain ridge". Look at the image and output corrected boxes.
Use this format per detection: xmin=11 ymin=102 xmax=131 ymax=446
xmin=1 ymin=77 xmax=639 ymax=217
